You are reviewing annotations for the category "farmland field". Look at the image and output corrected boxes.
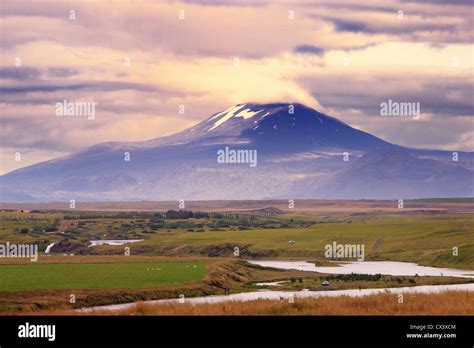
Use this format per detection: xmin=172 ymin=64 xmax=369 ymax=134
xmin=0 ymin=262 xmax=205 ymax=291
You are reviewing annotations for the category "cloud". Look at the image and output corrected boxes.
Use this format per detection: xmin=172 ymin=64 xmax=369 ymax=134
xmin=400 ymin=0 xmax=473 ymax=5
xmin=294 ymin=45 xmax=325 ymax=56
xmin=0 ymin=67 xmax=41 ymax=79
xmin=47 ymin=67 xmax=79 ymax=78
xmin=301 ymin=70 xmax=473 ymax=151
xmin=0 ymin=81 xmax=163 ymax=95
xmin=330 ymin=19 xmax=367 ymax=33
xmin=0 ymin=0 xmax=472 ymax=174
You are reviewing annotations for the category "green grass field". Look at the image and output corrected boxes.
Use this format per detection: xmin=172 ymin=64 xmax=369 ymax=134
xmin=0 ymin=262 xmax=205 ymax=291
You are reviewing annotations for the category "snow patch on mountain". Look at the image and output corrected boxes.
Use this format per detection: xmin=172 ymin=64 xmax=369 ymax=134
xmin=235 ymin=108 xmax=264 ymax=120
xmin=208 ymin=104 xmax=264 ymax=131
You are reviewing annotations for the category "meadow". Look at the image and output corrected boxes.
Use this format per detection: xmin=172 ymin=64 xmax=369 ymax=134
xmin=0 ymin=261 xmax=205 ymax=291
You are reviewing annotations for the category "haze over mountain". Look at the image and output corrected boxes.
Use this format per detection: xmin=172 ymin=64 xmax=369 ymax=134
xmin=1 ymin=103 xmax=472 ymax=202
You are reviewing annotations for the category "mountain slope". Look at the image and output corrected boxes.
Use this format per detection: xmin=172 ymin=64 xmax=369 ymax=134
xmin=1 ymin=103 xmax=472 ymax=202
xmin=309 ymin=148 xmax=474 ymax=199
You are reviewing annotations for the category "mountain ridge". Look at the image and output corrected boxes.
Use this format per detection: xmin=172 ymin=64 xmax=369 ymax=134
xmin=1 ymin=103 xmax=472 ymax=202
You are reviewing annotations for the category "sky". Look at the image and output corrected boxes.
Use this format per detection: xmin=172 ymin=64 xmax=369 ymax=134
xmin=0 ymin=0 xmax=473 ymax=174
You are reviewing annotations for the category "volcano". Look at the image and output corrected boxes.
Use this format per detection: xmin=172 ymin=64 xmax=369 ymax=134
xmin=1 ymin=103 xmax=472 ymax=202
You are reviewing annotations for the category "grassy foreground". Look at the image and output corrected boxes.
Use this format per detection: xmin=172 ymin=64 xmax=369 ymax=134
xmin=88 ymin=291 xmax=474 ymax=316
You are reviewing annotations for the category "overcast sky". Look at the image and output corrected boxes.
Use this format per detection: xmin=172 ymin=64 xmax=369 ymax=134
xmin=1 ymin=0 xmax=473 ymax=174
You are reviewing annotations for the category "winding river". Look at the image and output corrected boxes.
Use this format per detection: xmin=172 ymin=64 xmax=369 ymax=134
xmin=248 ymin=260 xmax=474 ymax=279
xmin=78 ymin=260 xmax=474 ymax=313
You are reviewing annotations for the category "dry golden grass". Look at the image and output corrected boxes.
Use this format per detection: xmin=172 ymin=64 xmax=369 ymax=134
xmin=88 ymin=291 xmax=474 ymax=316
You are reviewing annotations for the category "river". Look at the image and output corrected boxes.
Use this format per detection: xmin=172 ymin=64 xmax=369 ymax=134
xmin=78 ymin=260 xmax=474 ymax=313
xmin=248 ymin=260 xmax=474 ymax=278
